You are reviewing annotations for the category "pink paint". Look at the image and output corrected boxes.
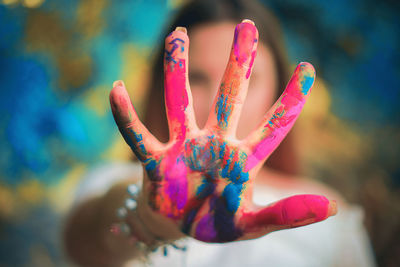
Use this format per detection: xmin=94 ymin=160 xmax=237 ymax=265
xmin=233 ymin=22 xmax=258 ymax=66
xmin=164 ymin=32 xmax=189 ymax=142
xmin=245 ymin=103 xmax=301 ymax=171
xmin=153 ymin=31 xmax=192 ymax=219
xmin=246 ymin=50 xmax=257 ymax=79
xmin=245 ymin=63 xmax=315 ymax=171
xmin=110 ymin=83 xmax=137 ymax=124
xmin=240 ymin=194 xmax=330 ymax=231
xmin=165 ymin=58 xmax=188 ymax=141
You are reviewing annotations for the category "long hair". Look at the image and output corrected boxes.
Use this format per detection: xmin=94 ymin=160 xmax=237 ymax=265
xmin=143 ymin=0 xmax=299 ymax=175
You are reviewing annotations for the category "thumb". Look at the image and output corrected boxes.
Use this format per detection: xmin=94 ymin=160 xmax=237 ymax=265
xmin=238 ymin=194 xmax=337 ymax=239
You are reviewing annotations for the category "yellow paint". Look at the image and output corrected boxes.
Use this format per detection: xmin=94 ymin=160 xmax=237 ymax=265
xmin=77 ymin=0 xmax=108 ymax=38
xmin=47 ymin=164 xmax=87 ymax=213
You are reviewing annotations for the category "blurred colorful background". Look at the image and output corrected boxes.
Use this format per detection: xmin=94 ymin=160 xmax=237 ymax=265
xmin=0 ymin=0 xmax=399 ymax=266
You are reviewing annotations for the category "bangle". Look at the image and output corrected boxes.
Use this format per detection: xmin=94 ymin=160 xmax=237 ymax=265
xmin=110 ymin=183 xmax=187 ymax=258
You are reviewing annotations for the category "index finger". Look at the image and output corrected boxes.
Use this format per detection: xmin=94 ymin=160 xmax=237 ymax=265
xmin=243 ymin=62 xmax=315 ymax=172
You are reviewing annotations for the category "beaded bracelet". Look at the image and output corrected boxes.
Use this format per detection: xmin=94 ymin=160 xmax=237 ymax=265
xmin=110 ymin=183 xmax=187 ymax=257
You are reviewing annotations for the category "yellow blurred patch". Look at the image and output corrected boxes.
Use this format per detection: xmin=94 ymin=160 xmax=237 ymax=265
xmin=83 ymin=85 xmax=110 ymax=116
xmin=22 ymin=0 xmax=44 ymax=8
xmin=57 ymin=53 xmax=93 ymax=90
xmin=101 ymin=135 xmax=133 ymax=162
xmin=302 ymin=77 xmax=331 ymax=119
xmin=17 ymin=179 xmax=45 ymax=205
xmin=0 ymin=184 xmax=15 ymax=218
xmin=296 ymin=76 xmax=369 ymax=176
xmin=25 ymin=10 xmax=93 ymax=91
xmin=30 ymin=245 xmax=54 ymax=267
xmin=2 ymin=0 xmax=18 ymax=6
xmin=168 ymin=0 xmax=186 ymax=8
xmin=120 ymin=44 xmax=151 ymax=113
xmin=77 ymin=0 xmax=108 ymax=38
xmin=2 ymin=0 xmax=45 ymax=8
xmin=47 ymin=164 xmax=86 ymax=213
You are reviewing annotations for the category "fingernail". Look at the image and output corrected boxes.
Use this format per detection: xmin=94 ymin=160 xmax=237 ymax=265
xmin=113 ymin=80 xmax=124 ymax=88
xmin=241 ymin=19 xmax=255 ymax=25
xmin=233 ymin=21 xmax=258 ymax=68
xmin=297 ymin=62 xmax=315 ymax=95
xmin=327 ymin=200 xmax=338 ymax=216
xmin=175 ymin=26 xmax=187 ymax=34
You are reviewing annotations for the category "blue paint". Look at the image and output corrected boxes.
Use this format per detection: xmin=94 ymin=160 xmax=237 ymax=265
xmin=221 ymin=158 xmax=231 ymax=178
xmin=184 ymin=137 xmax=221 ymax=172
xmin=145 ymin=158 xmax=160 ymax=181
xmin=220 ymin=152 xmax=249 ymax=184
xmin=123 ymin=129 xmax=147 ymax=161
xmin=215 ymin=92 xmax=231 ymax=128
xmin=230 ymin=162 xmax=242 ymax=182
xmin=182 ymin=208 xmax=199 ymax=234
xmin=196 ymin=178 xmax=216 ymax=199
xmin=267 ymin=111 xmax=284 ymax=128
xmin=133 ymin=131 xmax=147 ymax=154
xmin=300 ymin=74 xmax=314 ymax=95
xmin=213 ymin=196 xmax=243 ymax=242
xmin=185 ymin=141 xmax=204 ymax=171
xmin=165 ymin=38 xmax=185 ymax=64
xmin=209 ymin=138 xmax=217 ymax=160
xmin=145 ymin=158 xmax=156 ymax=172
xmin=219 ymin=142 xmax=227 ymax=159
xmin=222 ymin=183 xmax=243 ymax=212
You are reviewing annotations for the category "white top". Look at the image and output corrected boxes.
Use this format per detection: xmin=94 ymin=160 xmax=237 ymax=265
xmin=75 ymin=162 xmax=376 ymax=267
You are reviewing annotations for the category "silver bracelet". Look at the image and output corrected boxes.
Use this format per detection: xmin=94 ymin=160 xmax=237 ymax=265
xmin=110 ymin=183 xmax=187 ymax=257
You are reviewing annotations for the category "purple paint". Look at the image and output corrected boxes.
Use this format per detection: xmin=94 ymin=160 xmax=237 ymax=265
xmin=195 ymin=214 xmax=217 ymax=242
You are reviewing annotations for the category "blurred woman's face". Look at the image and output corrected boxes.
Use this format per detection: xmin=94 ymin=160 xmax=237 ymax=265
xmin=189 ymin=22 xmax=278 ymax=139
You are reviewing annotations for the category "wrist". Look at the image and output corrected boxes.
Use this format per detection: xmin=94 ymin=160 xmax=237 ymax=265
xmin=110 ymin=180 xmax=185 ymax=254
xmin=135 ymin=189 xmax=186 ymax=242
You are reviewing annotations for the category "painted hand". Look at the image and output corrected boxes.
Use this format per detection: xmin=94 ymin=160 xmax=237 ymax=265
xmin=110 ymin=20 xmax=337 ymax=243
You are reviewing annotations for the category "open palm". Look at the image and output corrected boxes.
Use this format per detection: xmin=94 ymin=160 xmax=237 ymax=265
xmin=110 ymin=20 xmax=336 ymax=243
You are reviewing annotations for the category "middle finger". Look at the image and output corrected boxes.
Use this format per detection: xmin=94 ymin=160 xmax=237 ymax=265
xmin=206 ymin=19 xmax=258 ymax=138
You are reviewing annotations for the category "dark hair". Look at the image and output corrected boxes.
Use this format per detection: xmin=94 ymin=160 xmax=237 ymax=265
xmin=143 ymin=0 xmax=299 ymax=175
